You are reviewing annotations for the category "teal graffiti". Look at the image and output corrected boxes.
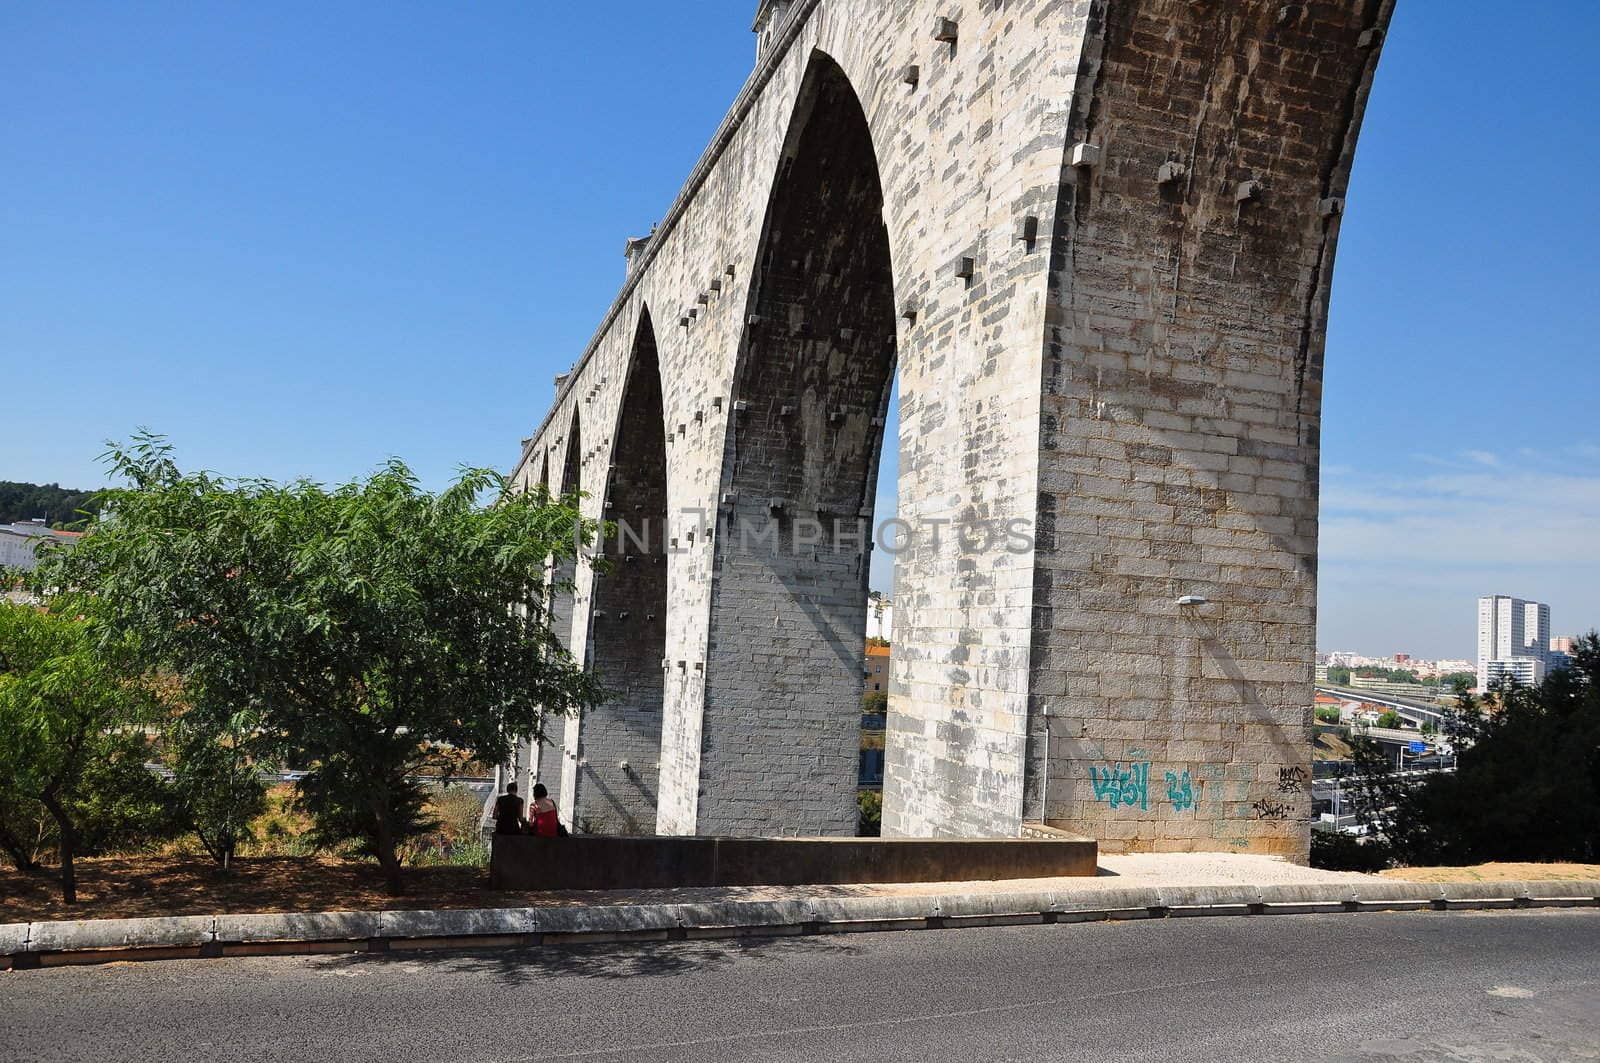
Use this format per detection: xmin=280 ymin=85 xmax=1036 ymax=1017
xmin=1090 ymin=762 xmax=1150 ymax=810
xmin=1165 ymin=770 xmax=1195 ymax=812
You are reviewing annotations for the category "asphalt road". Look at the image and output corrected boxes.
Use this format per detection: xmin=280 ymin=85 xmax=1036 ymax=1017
xmin=4 ymin=911 xmax=1597 ymax=1062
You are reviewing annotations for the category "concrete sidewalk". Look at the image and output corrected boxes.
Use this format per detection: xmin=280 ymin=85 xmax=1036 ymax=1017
xmin=5 ymin=854 xmax=1597 ymax=969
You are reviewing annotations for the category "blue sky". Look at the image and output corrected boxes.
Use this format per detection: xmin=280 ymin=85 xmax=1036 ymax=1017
xmin=3 ymin=2 xmax=1596 ymax=658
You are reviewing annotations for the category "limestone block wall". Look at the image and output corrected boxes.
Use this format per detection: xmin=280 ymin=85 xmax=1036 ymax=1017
xmin=1023 ymin=0 xmax=1393 ymax=857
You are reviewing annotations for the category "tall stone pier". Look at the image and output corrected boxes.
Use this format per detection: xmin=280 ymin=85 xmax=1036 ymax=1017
xmin=511 ymin=0 xmax=1394 ymax=857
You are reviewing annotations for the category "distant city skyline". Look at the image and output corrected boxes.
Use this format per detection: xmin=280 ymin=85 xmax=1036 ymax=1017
xmin=5 ymin=3 xmax=1598 ymax=661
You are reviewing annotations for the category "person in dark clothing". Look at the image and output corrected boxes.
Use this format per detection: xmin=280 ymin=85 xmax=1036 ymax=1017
xmin=493 ymin=782 xmax=526 ymax=835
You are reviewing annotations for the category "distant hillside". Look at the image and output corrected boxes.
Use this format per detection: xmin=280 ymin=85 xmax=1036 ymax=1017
xmin=0 ymin=481 xmax=102 ymax=529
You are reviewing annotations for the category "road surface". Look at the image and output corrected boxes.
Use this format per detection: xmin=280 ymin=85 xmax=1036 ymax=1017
xmin=5 ymin=910 xmax=1597 ymax=1062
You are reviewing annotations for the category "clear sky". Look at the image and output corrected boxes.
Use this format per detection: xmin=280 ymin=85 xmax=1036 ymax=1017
xmin=3 ymin=2 xmax=1597 ymax=659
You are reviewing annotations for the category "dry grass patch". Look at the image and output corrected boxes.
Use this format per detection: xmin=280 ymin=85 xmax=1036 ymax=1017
xmin=1383 ymin=862 xmax=1600 ymax=883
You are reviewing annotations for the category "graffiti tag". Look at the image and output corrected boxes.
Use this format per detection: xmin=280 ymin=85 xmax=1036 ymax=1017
xmin=1251 ymin=798 xmax=1291 ymax=821
xmin=1090 ymin=762 xmax=1150 ymax=811
xmin=1276 ymin=766 xmax=1308 ymax=794
xmin=1164 ymin=770 xmax=1195 ymax=813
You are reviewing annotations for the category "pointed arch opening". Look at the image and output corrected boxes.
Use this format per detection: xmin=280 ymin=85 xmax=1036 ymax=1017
xmin=689 ymin=50 xmax=898 ymax=835
xmin=573 ymin=310 xmax=669 ymax=833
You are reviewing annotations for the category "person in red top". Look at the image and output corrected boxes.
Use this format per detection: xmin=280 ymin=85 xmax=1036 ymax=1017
xmin=528 ymin=783 xmax=561 ymax=838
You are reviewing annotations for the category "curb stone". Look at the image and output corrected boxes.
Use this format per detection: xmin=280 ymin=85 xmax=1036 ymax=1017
xmin=1 ymin=922 xmax=30 ymax=956
xmin=377 ymin=909 xmax=535 ymax=939
xmin=5 ymin=880 xmax=1598 ymax=969
xmin=215 ymin=910 xmax=380 ymax=944
xmin=28 ymin=915 xmax=216 ymax=953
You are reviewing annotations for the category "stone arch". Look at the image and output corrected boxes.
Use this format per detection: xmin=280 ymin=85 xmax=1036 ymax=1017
xmin=568 ymin=309 xmax=670 ymax=834
xmin=659 ymin=49 xmax=898 ymax=836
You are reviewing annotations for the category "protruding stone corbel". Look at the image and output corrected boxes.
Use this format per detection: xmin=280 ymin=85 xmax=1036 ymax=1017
xmin=1015 ymin=214 xmax=1039 ymax=250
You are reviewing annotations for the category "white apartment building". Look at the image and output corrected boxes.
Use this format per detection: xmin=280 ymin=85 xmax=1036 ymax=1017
xmin=1477 ymin=594 xmax=1552 ymax=690
xmin=1482 ymin=658 xmax=1546 ymax=688
xmin=0 ymin=521 xmax=80 ymax=572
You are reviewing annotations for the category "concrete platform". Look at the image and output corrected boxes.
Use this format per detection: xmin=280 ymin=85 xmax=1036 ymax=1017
xmin=488 ymin=833 xmax=1100 ymax=891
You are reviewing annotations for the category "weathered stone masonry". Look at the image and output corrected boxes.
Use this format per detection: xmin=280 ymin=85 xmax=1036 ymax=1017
xmin=510 ymin=0 xmax=1392 ymax=856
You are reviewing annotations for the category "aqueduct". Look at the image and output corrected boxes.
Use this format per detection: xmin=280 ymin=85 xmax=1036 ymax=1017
xmin=508 ymin=0 xmax=1394 ymax=857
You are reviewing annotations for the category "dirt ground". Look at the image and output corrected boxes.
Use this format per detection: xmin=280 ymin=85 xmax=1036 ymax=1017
xmin=0 ymin=855 xmax=504 ymax=922
xmin=1382 ymin=862 xmax=1600 ymax=883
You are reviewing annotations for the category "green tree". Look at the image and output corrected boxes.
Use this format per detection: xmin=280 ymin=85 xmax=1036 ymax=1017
xmin=39 ymin=435 xmax=606 ymax=893
xmin=0 ymin=603 xmax=169 ymax=902
xmin=0 ymin=758 xmax=54 ymax=873
xmin=1327 ymin=666 xmax=1351 ymax=685
xmin=0 ymin=481 xmax=102 ymax=529
xmin=164 ymin=707 xmax=269 ymax=869
xmin=1376 ymin=710 xmax=1403 ymax=729
xmin=857 ymin=791 xmax=882 ymax=836
xmin=861 ymin=690 xmax=888 ymax=715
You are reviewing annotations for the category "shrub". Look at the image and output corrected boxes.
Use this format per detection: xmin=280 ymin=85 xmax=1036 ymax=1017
xmin=1310 ymin=829 xmax=1390 ymax=872
xmin=857 ymin=791 xmax=882 ymax=836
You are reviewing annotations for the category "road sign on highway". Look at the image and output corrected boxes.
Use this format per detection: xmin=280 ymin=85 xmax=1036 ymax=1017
xmin=1408 ymin=741 xmax=1427 ymax=754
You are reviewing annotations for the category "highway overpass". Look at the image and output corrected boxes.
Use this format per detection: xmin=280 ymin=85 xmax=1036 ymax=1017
xmin=1317 ymin=685 xmax=1449 ymax=730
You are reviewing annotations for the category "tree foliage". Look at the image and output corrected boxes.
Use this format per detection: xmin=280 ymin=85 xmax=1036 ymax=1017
xmin=857 ymin=791 xmax=882 ymax=836
xmin=0 ymin=603 xmax=174 ymax=901
xmin=39 ymin=434 xmax=607 ymax=892
xmin=0 ymin=481 xmax=101 ymax=529
xmin=164 ymin=708 xmax=269 ymax=868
